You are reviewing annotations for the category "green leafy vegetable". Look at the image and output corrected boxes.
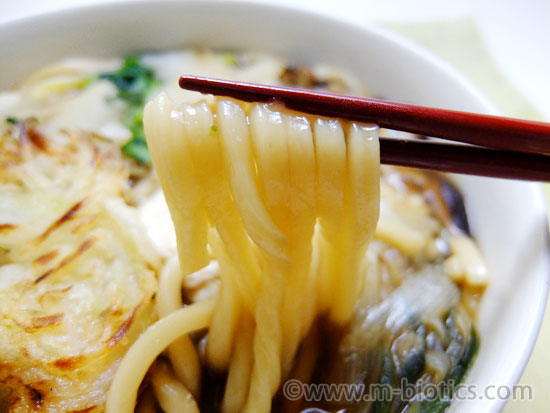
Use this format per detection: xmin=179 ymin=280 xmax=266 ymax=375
xmin=81 ymin=75 xmax=97 ymax=89
xmin=222 ymin=52 xmax=239 ymax=67
xmin=100 ymin=56 xmax=158 ymax=106
xmin=100 ymin=56 xmax=159 ymax=163
xmin=5 ymin=116 xmax=20 ymax=125
xmin=121 ymin=137 xmax=151 ymax=164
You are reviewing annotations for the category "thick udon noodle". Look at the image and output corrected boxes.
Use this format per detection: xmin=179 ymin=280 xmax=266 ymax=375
xmin=106 ymin=93 xmax=380 ymax=412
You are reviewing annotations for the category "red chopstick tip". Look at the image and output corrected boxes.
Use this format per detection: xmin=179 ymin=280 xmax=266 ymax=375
xmin=179 ymin=75 xmax=196 ymax=88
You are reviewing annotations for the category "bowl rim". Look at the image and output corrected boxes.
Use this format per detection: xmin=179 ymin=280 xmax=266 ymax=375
xmin=0 ymin=0 xmax=515 ymax=120
xmin=1 ymin=1 xmax=548 ymax=410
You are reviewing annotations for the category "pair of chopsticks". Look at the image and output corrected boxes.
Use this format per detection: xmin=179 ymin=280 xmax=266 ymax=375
xmin=179 ymin=75 xmax=550 ymax=181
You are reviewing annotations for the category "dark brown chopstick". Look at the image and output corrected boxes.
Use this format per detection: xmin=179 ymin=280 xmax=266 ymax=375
xmin=179 ymin=75 xmax=550 ymax=181
xmin=180 ymin=76 xmax=550 ymax=155
xmin=379 ymin=138 xmax=550 ymax=181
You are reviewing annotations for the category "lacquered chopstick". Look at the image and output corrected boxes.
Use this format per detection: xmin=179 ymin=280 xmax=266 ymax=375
xmin=379 ymin=138 xmax=550 ymax=181
xmin=179 ymin=75 xmax=550 ymax=156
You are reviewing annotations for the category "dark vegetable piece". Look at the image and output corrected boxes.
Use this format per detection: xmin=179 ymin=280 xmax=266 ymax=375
xmin=279 ymin=66 xmax=328 ymax=89
xmin=447 ymin=326 xmax=479 ymax=385
xmin=418 ymin=397 xmax=451 ymax=413
xmin=438 ymin=179 xmax=471 ymax=235
xmin=5 ymin=116 xmax=19 ymax=125
xmin=370 ymin=351 xmax=396 ymax=413
xmin=100 ymin=56 xmax=159 ymax=163
xmin=392 ymin=325 xmax=426 ymax=382
xmin=300 ymin=410 xmax=332 ymax=413
xmin=417 ymin=326 xmax=479 ymax=413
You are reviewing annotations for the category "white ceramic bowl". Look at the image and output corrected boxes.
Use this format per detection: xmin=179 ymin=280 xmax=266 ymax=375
xmin=0 ymin=1 xmax=548 ymax=412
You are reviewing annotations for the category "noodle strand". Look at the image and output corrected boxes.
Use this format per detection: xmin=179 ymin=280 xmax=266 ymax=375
xmin=151 ymin=360 xmax=200 ymax=413
xmin=157 ymin=256 xmax=203 ymax=396
xmin=105 ymin=298 xmax=215 ymax=413
xmin=221 ymin=314 xmax=255 ymax=413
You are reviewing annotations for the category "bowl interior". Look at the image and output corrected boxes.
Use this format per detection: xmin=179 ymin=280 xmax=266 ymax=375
xmin=1 ymin=1 xmax=548 ymax=411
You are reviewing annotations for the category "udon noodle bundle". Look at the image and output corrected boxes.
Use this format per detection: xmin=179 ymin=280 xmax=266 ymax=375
xmin=106 ymin=93 xmax=380 ymax=412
